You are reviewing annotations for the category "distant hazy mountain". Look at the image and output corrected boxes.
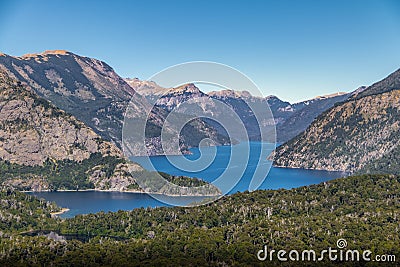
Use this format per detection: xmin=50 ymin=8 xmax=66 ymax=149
xmin=128 ymin=80 xmax=206 ymax=111
xmin=0 ymin=51 xmax=228 ymax=155
xmin=132 ymin=79 xmax=351 ymax=142
xmin=210 ymin=90 xmax=353 ymax=142
xmin=276 ymin=92 xmax=351 ymax=142
xmin=272 ymin=68 xmax=400 ymax=175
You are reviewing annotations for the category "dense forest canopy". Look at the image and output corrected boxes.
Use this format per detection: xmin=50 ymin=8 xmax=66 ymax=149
xmin=0 ymin=174 xmax=398 ymax=266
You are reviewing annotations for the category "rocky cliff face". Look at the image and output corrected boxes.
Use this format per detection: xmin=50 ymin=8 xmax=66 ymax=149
xmin=0 ymin=69 xmax=143 ymax=191
xmin=0 ymin=70 xmax=122 ymax=166
xmin=272 ymin=69 xmax=400 ymax=174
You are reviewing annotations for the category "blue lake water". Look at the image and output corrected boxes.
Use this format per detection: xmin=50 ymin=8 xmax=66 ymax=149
xmin=29 ymin=142 xmax=346 ymax=218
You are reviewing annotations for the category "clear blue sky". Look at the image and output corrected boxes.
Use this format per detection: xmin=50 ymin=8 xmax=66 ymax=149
xmin=1 ymin=0 xmax=399 ymax=102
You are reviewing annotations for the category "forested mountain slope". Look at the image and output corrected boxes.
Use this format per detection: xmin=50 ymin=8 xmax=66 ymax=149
xmin=272 ymin=69 xmax=400 ymax=174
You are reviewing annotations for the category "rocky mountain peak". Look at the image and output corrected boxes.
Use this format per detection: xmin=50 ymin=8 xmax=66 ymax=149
xmin=350 ymin=86 xmax=367 ymax=97
xmin=125 ymin=78 xmax=170 ymax=96
xmin=208 ymin=89 xmax=253 ymax=99
xmin=314 ymin=91 xmax=348 ymax=100
xmin=168 ymin=83 xmax=203 ymax=95
xmin=21 ymin=50 xmax=70 ymax=58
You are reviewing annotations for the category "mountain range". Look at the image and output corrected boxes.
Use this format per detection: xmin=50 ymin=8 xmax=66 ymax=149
xmin=0 ymin=50 xmax=353 ymax=152
xmin=0 ymin=50 xmax=228 ymax=156
xmin=131 ymin=79 xmax=354 ymax=142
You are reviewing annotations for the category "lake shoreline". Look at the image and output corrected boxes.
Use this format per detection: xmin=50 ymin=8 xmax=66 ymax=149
xmin=50 ymin=208 xmax=70 ymax=217
xmin=271 ymin=164 xmax=349 ymax=175
xmin=23 ymin=188 xmax=221 ymax=197
xmin=25 ymin=142 xmax=345 ymax=217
